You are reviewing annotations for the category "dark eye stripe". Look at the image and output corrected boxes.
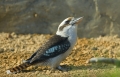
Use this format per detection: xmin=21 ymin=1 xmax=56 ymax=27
xmin=59 ymin=17 xmax=73 ymax=31
xmin=65 ymin=20 xmax=70 ymax=24
xmin=59 ymin=24 xmax=68 ymax=31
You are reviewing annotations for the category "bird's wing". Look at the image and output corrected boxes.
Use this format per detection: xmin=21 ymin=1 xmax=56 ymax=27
xmin=29 ymin=35 xmax=70 ymax=64
xmin=25 ymin=51 xmax=38 ymax=62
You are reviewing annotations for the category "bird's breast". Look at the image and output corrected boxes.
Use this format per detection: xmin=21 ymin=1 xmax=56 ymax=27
xmin=68 ymin=35 xmax=77 ymax=47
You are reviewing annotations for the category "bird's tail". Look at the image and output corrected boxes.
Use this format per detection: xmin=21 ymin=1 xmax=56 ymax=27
xmin=6 ymin=62 xmax=31 ymax=74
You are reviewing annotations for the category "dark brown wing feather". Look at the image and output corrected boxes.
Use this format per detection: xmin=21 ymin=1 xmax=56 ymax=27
xmin=27 ymin=35 xmax=70 ymax=65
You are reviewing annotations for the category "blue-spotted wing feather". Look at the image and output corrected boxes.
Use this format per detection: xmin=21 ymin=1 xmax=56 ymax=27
xmin=27 ymin=35 xmax=70 ymax=64
xmin=42 ymin=41 xmax=70 ymax=58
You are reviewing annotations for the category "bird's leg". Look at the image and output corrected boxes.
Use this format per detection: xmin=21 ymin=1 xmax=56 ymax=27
xmin=49 ymin=66 xmax=67 ymax=73
xmin=56 ymin=66 xmax=67 ymax=72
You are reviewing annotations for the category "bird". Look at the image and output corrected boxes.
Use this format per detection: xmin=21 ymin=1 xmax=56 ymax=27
xmin=6 ymin=17 xmax=83 ymax=74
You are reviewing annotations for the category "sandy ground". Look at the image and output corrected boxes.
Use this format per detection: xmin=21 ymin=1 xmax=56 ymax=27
xmin=0 ymin=32 xmax=120 ymax=77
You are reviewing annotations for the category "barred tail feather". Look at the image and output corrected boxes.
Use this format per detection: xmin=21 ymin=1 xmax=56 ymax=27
xmin=6 ymin=63 xmax=31 ymax=74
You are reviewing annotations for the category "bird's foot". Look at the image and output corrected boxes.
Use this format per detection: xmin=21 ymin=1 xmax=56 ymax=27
xmin=56 ymin=66 xmax=67 ymax=72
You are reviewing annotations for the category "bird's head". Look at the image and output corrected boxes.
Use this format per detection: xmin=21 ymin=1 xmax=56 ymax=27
xmin=56 ymin=17 xmax=83 ymax=37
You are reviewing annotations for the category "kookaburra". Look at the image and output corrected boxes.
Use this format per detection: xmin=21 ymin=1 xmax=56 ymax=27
xmin=6 ymin=17 xmax=83 ymax=74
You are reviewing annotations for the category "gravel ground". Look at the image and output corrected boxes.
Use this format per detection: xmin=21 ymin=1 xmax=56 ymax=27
xmin=0 ymin=32 xmax=120 ymax=77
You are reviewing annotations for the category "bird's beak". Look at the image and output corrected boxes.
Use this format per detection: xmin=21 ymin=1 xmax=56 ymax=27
xmin=74 ymin=17 xmax=83 ymax=24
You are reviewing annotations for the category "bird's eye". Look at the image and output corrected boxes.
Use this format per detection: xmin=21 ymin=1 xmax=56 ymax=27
xmin=65 ymin=20 xmax=70 ymax=24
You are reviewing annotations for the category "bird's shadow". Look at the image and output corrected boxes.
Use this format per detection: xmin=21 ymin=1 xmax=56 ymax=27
xmin=22 ymin=63 xmax=115 ymax=73
xmin=60 ymin=63 xmax=114 ymax=71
